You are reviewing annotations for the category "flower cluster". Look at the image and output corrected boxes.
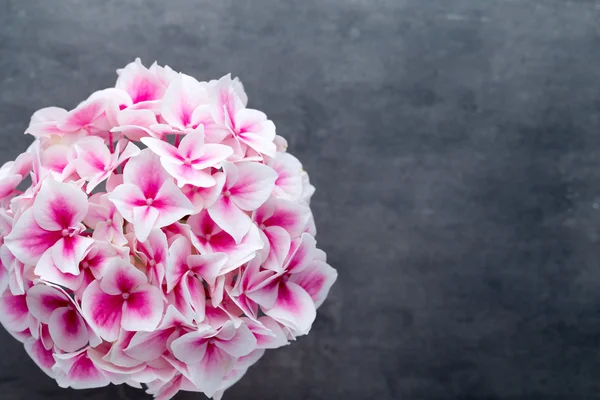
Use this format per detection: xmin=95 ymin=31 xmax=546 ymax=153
xmin=0 ymin=59 xmax=337 ymax=399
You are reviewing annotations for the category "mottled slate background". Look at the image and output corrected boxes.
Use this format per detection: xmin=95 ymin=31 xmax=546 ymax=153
xmin=1 ymin=0 xmax=600 ymax=399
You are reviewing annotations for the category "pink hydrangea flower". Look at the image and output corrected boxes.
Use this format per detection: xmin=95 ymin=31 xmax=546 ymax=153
xmin=0 ymin=59 xmax=336 ymax=399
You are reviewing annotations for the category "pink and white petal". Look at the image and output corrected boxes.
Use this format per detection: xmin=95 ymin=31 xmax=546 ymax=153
xmin=167 ymin=283 xmax=195 ymax=322
xmin=210 ymin=74 xmax=245 ymax=126
xmin=8 ymin=261 xmax=25 ymax=296
xmin=284 ymin=233 xmax=317 ymax=275
xmin=245 ymin=276 xmax=281 ymax=310
xmin=50 ymin=235 xmax=94 ymax=275
xmin=53 ymin=349 xmax=111 ymax=389
xmin=73 ymin=138 xmax=111 ymax=182
xmin=238 ymin=129 xmax=277 ymax=158
xmin=117 ymin=141 xmax=143 ymax=164
xmin=180 ymin=273 xmax=206 ymax=322
xmin=86 ymin=344 xmax=145 ymax=377
xmin=25 ymin=121 xmax=66 ymax=138
xmin=187 ymin=252 xmax=228 ymax=288
xmin=49 ymin=307 xmax=89 ymax=352
xmin=26 ymin=284 xmax=70 ymax=323
xmin=140 ymin=137 xmax=183 ymax=164
xmin=57 ymin=98 xmax=106 ymax=132
xmin=111 ymin=124 xmax=154 ymax=142
xmin=41 ymin=145 xmax=69 ymax=176
xmin=162 ymin=161 xmax=216 ymax=188
xmin=269 ymin=152 xmax=304 ymax=200
xmin=255 ymin=316 xmax=289 ymax=349
xmin=170 ymin=330 xmax=210 ymax=365
xmin=211 ymin=224 xmax=264 ymax=273
xmin=121 ymin=285 xmax=164 ymax=332
xmin=0 ymin=259 xmax=8 ymax=295
xmin=209 ymin=274 xmax=226 ymax=307
xmin=262 ymin=226 xmax=291 ymax=272
xmin=263 ymin=282 xmax=316 ymax=335
xmin=229 ymin=162 xmax=278 ymax=211
xmin=124 ymin=328 xmax=173 ymax=362
xmin=152 ymin=179 xmax=196 ymax=227
xmin=100 ymin=260 xmax=148 ymax=295
xmin=235 ymin=109 xmax=276 ymax=157
xmin=148 ymin=123 xmax=178 ymax=138
xmin=177 ymin=127 xmax=206 ymax=160
xmin=214 ymin=323 xmax=257 ymax=357
xmin=188 ymin=344 xmax=234 ymax=397
xmin=0 ymin=293 xmax=33 ymax=332
xmin=33 ymin=178 xmax=89 ymax=231
xmin=116 ymin=58 xmax=166 ymax=104
xmin=267 ymin=199 xmax=311 ymax=238
xmin=191 ymin=143 xmax=233 ymax=170
xmin=30 ymin=106 xmax=68 ymax=124
xmin=289 ymin=260 xmax=337 ymax=308
xmin=105 ymin=172 xmax=124 ymax=192
xmin=116 ymin=108 xmax=157 ymax=128
xmin=4 ymin=209 xmax=63 ymax=266
xmin=207 ymin=196 xmax=252 ymax=244
xmin=165 ymin=236 xmax=192 ymax=293
xmin=108 ymin=183 xmax=146 ymax=222
xmin=34 ymin=250 xmax=81 ymax=290
xmin=133 ymin=205 xmax=160 ymax=242
xmin=104 ymin=329 xmax=145 ymax=368
xmin=24 ymin=337 xmax=56 ymax=378
xmin=81 ymin=281 xmax=124 ymax=342
xmin=162 ymin=74 xmax=209 ymax=129
xmin=0 ymin=174 xmax=21 ymax=200
xmin=39 ymin=323 xmax=54 ymax=350
xmin=123 ymin=149 xmax=170 ymax=198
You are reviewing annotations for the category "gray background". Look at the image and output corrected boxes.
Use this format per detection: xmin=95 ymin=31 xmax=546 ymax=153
xmin=1 ymin=0 xmax=600 ymax=399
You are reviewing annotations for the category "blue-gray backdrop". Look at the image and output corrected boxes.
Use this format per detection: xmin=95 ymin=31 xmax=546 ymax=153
xmin=1 ymin=1 xmax=600 ymax=399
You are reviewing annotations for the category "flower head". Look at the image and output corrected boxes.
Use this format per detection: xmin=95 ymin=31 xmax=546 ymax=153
xmin=0 ymin=59 xmax=336 ymax=400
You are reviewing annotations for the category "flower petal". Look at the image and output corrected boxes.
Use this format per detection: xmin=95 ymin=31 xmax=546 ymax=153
xmin=123 ymin=149 xmax=170 ymax=198
xmin=116 ymin=58 xmax=166 ymax=104
xmin=152 ymin=179 xmax=196 ymax=228
xmin=188 ymin=343 xmax=234 ymax=397
xmin=214 ymin=322 xmax=257 ymax=357
xmin=140 ymin=137 xmax=183 ymax=163
xmin=4 ymin=209 xmax=61 ymax=265
xmin=0 ymin=292 xmax=35 ymax=333
xmin=108 ymin=183 xmax=146 ymax=222
xmin=53 ymin=349 xmax=110 ymax=389
xmin=162 ymin=161 xmax=216 ymax=188
xmin=162 ymin=74 xmax=209 ymax=129
xmin=234 ymin=109 xmax=277 ymax=157
xmin=186 ymin=252 xmax=228 ymax=288
xmin=207 ymin=196 xmax=251 ymax=244
xmin=133 ymin=205 xmax=160 ymax=242
xmin=34 ymin=178 xmax=89 ymax=231
xmin=229 ymin=162 xmax=278 ymax=211
xmin=24 ymin=337 xmax=56 ymax=378
xmin=57 ymin=98 xmax=105 ymax=132
xmin=165 ymin=236 xmax=192 ymax=293
xmin=170 ymin=330 xmax=210 ymax=365
xmin=100 ymin=260 xmax=149 ymax=295
xmin=263 ymin=282 xmax=316 ymax=335
xmin=262 ymin=226 xmax=291 ymax=272
xmin=81 ymin=281 xmax=124 ymax=342
xmin=121 ymin=286 xmax=164 ymax=332
xmin=51 ymin=235 xmax=94 ymax=275
xmin=49 ymin=307 xmax=89 ymax=352
xmin=290 ymin=260 xmax=337 ymax=308
xmin=26 ymin=284 xmax=70 ymax=323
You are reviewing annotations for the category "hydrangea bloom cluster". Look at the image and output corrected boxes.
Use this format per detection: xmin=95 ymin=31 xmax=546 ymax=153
xmin=0 ymin=59 xmax=337 ymax=399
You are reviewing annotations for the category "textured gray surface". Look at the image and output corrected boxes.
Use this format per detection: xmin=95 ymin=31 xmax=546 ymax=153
xmin=1 ymin=0 xmax=600 ymax=399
